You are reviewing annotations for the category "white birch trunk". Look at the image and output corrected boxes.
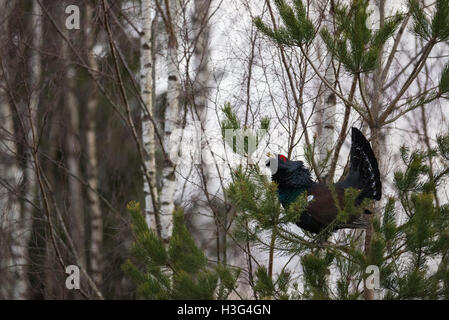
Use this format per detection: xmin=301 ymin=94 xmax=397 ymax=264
xmin=85 ymin=3 xmax=103 ymax=287
xmin=6 ymin=0 xmax=43 ymax=299
xmin=0 ymin=82 xmax=19 ymax=299
xmin=190 ymin=0 xmax=221 ymax=258
xmin=193 ymin=0 xmax=211 ymax=118
xmin=316 ymin=61 xmax=336 ymax=160
xmin=62 ymin=14 xmax=85 ymax=269
xmin=140 ymin=0 xmax=159 ymax=232
xmin=0 ymin=0 xmax=23 ymax=298
xmin=160 ymin=0 xmax=180 ymax=243
xmin=315 ymin=3 xmax=336 ymax=173
xmin=193 ymin=0 xmax=211 ymax=174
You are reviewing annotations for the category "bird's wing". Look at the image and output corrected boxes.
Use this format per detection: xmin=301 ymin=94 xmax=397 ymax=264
xmin=306 ymin=184 xmax=342 ymax=226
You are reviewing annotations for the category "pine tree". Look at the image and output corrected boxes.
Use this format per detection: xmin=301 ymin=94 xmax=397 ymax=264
xmin=243 ymin=0 xmax=449 ymax=300
xmin=123 ymin=202 xmax=240 ymax=299
xmin=376 ymin=138 xmax=449 ymax=299
xmin=223 ymin=101 xmax=449 ymax=299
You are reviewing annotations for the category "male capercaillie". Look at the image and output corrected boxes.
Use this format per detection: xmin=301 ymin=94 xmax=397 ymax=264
xmin=266 ymin=127 xmax=381 ymax=234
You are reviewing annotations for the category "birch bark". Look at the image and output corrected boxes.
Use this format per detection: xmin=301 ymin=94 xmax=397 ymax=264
xmin=85 ymin=2 xmax=103 ymax=287
xmin=193 ymin=0 xmax=212 ymax=177
xmin=62 ymin=8 xmax=85 ymax=269
xmin=6 ymin=0 xmax=43 ymax=299
xmin=315 ymin=1 xmax=336 ymax=179
xmin=140 ymin=0 xmax=159 ymax=232
xmin=159 ymin=0 xmax=180 ymax=243
xmin=0 ymin=0 xmax=25 ymax=299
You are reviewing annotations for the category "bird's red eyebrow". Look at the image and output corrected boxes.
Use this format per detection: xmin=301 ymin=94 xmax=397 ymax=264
xmin=279 ymin=155 xmax=287 ymax=162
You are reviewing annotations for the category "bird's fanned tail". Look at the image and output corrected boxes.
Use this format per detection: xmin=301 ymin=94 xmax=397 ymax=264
xmin=337 ymin=127 xmax=382 ymax=205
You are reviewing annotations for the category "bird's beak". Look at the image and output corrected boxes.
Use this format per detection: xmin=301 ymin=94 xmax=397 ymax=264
xmin=266 ymin=152 xmax=273 ymax=167
xmin=265 ymin=157 xmax=279 ymax=175
xmin=265 ymin=159 xmax=271 ymax=167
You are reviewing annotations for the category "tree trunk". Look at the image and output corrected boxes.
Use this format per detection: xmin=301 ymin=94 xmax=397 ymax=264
xmin=159 ymin=0 xmax=180 ymax=243
xmin=0 ymin=0 xmax=24 ymax=299
xmin=0 ymin=73 xmax=22 ymax=299
xmin=190 ymin=0 xmax=224 ymax=261
xmin=62 ymin=13 xmax=85 ymax=269
xmin=9 ymin=0 xmax=44 ymax=299
xmin=141 ymin=0 xmax=159 ymax=232
xmin=363 ymin=0 xmax=386 ymax=301
xmin=85 ymin=2 xmax=103 ymax=288
xmin=192 ymin=0 xmax=212 ymax=184
xmin=363 ymin=126 xmax=385 ymax=300
xmin=192 ymin=0 xmax=211 ymax=124
xmin=315 ymin=1 xmax=336 ymax=180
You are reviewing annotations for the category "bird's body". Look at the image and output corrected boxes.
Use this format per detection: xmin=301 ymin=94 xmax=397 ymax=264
xmin=268 ymin=128 xmax=381 ymax=234
xmin=276 ymin=174 xmax=351 ymax=233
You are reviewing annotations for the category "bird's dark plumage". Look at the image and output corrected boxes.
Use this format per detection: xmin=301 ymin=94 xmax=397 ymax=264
xmin=267 ymin=127 xmax=382 ymax=234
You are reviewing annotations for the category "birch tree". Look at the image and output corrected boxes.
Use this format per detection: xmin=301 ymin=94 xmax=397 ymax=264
xmin=8 ymin=0 xmax=45 ymax=299
xmin=158 ymin=0 xmax=181 ymax=243
xmin=314 ymin=0 xmax=336 ymax=179
xmin=62 ymin=9 xmax=85 ymax=269
xmin=189 ymin=0 xmax=217 ymax=254
xmin=140 ymin=0 xmax=160 ymax=234
xmin=192 ymin=0 xmax=212 ymax=154
xmin=0 ymin=0 xmax=25 ymax=299
xmin=85 ymin=2 xmax=103 ymax=288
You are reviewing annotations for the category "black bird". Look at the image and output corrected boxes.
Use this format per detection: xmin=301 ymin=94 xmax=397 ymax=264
xmin=266 ymin=127 xmax=381 ymax=234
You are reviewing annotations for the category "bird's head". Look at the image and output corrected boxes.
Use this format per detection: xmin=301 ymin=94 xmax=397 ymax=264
xmin=266 ymin=154 xmax=312 ymax=188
